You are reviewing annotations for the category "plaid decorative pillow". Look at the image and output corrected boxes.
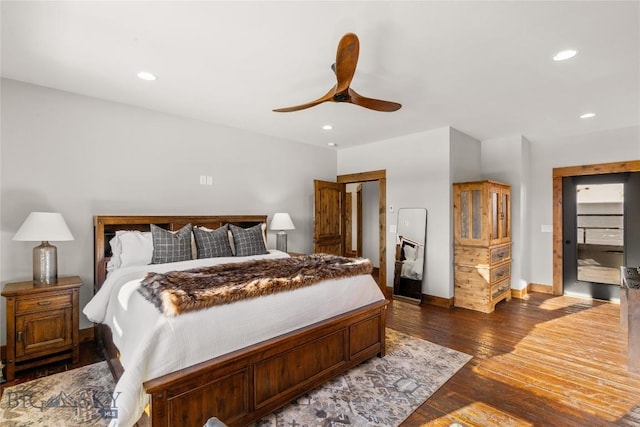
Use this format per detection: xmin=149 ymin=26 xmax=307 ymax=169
xmin=193 ymin=225 xmax=233 ymax=259
xmin=229 ymin=224 xmax=268 ymax=256
xmin=151 ymin=223 xmax=193 ymax=264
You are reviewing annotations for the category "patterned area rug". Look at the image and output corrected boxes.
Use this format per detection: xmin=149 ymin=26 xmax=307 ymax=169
xmin=0 ymin=361 xmax=115 ymax=426
xmin=0 ymin=329 xmax=471 ymax=427
xmin=255 ymin=329 xmax=472 ymax=426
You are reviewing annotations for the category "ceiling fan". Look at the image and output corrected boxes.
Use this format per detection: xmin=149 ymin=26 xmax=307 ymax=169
xmin=273 ymin=33 xmax=402 ymax=113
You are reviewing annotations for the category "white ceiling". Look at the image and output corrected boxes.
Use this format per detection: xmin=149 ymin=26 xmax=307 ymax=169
xmin=2 ymin=1 xmax=639 ymax=149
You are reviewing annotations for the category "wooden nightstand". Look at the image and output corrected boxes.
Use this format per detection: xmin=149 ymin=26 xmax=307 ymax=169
xmin=1 ymin=276 xmax=82 ymax=381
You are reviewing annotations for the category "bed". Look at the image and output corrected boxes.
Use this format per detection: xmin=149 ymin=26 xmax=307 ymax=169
xmin=88 ymin=215 xmax=388 ymax=427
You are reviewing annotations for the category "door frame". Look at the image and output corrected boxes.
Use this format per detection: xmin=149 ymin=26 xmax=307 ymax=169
xmin=345 ymin=191 xmax=354 ymax=256
xmin=337 ymin=170 xmax=387 ymax=296
xmin=355 ymin=184 xmax=363 ymax=257
xmin=552 ymin=160 xmax=640 ymax=295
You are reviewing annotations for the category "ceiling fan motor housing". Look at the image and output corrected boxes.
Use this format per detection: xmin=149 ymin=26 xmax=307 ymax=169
xmin=333 ymin=92 xmax=350 ymax=102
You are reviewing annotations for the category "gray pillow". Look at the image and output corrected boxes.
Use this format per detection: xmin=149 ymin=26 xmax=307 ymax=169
xmin=229 ymin=224 xmax=268 ymax=256
xmin=193 ymin=225 xmax=233 ymax=259
xmin=151 ymin=223 xmax=193 ymax=264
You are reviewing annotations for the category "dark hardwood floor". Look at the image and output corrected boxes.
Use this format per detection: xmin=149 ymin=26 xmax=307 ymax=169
xmin=387 ymin=292 xmax=640 ymax=426
xmin=2 ymin=292 xmax=639 ymax=426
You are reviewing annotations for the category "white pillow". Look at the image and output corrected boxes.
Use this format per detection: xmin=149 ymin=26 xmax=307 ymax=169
xmin=120 ymin=231 xmax=154 ymax=267
xmin=106 ymin=230 xmax=153 ymax=272
xmin=106 ymin=234 xmax=122 ymax=272
xmin=412 ymin=247 xmax=425 ymax=276
xmin=403 ymin=245 xmax=417 ymax=262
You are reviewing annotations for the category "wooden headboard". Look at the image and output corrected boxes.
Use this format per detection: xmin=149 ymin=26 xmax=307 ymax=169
xmin=93 ymin=215 xmax=267 ymax=290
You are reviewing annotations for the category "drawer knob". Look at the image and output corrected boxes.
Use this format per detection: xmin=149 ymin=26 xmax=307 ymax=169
xmin=37 ymin=301 xmax=52 ymax=306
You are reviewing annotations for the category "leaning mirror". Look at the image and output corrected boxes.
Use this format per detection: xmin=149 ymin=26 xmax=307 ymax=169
xmin=393 ymin=208 xmax=427 ymax=303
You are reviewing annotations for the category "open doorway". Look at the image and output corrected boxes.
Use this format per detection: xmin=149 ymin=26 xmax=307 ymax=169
xmin=345 ymin=183 xmax=363 ymax=257
xmin=345 ymin=182 xmax=379 ymax=266
xmin=313 ymin=170 xmax=387 ymax=296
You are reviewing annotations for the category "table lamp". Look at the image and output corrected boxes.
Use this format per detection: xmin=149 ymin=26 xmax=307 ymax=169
xmin=269 ymin=213 xmax=295 ymax=252
xmin=13 ymin=212 xmax=74 ymax=285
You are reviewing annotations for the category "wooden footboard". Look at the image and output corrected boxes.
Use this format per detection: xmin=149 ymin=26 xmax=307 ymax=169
xmin=142 ymin=300 xmax=387 ymax=427
xmin=97 ymin=300 xmax=387 ymax=427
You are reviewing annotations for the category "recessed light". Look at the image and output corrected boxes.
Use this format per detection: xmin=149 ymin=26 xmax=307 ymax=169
xmin=322 ymin=125 xmax=333 ymax=130
xmin=553 ymin=49 xmax=578 ymax=61
xmin=327 ymin=142 xmax=337 ymax=147
xmin=137 ymin=71 xmax=157 ymax=81
xmin=580 ymin=113 xmax=596 ymax=119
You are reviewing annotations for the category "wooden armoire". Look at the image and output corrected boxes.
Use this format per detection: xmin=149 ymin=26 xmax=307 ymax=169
xmin=453 ymin=180 xmax=512 ymax=313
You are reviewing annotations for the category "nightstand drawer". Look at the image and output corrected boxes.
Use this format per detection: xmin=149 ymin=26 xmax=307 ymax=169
xmin=15 ymin=293 xmax=72 ymax=314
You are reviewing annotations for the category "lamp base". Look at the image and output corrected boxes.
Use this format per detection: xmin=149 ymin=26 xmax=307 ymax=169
xmin=276 ymin=231 xmax=288 ymax=253
xmin=33 ymin=241 xmax=57 ymax=285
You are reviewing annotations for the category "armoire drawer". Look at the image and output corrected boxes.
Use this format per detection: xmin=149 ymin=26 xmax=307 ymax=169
xmin=490 ymin=262 xmax=510 ymax=283
xmin=490 ymin=245 xmax=511 ymax=265
xmin=491 ymin=278 xmax=511 ymax=300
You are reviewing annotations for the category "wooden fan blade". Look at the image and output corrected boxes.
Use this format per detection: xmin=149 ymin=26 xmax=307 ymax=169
xmin=334 ymin=33 xmax=359 ymax=94
xmin=273 ymin=33 xmax=401 ymax=113
xmin=348 ymin=88 xmax=402 ymax=112
xmin=273 ymin=86 xmax=336 ymax=112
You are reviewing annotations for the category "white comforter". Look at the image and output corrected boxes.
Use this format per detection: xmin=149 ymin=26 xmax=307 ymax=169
xmin=83 ymin=250 xmax=385 ymax=427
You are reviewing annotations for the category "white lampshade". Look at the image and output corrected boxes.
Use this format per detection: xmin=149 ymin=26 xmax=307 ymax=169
xmin=13 ymin=212 xmax=74 ymax=242
xmin=270 ymin=213 xmax=295 ymax=231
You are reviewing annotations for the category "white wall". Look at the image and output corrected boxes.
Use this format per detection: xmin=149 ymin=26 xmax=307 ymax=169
xmin=361 ymin=181 xmax=379 ymax=267
xmin=528 ymin=125 xmax=640 ymax=285
xmin=449 ymin=128 xmax=482 ymax=296
xmin=450 ymin=128 xmax=482 ymax=183
xmin=0 ymin=78 xmax=337 ymax=342
xmin=481 ymin=135 xmax=531 ymax=290
xmin=338 ymin=127 xmax=454 ymax=298
xmin=520 ymin=137 xmax=532 ymax=290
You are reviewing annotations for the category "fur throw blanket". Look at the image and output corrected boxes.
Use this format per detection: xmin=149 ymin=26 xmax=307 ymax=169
xmin=138 ymin=254 xmax=373 ymax=316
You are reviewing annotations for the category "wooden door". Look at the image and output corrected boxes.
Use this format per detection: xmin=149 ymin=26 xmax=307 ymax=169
xmin=313 ymin=180 xmax=345 ymax=255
